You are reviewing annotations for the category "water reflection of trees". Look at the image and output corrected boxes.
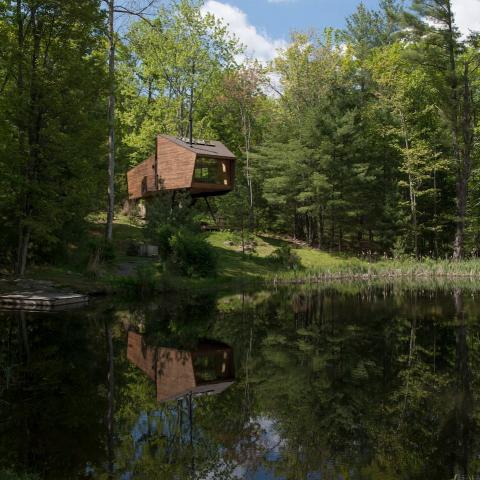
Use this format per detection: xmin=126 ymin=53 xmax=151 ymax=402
xmin=213 ymin=286 xmax=480 ymax=479
xmin=0 ymin=309 xmax=109 ymax=479
xmin=2 ymin=285 xmax=480 ymax=479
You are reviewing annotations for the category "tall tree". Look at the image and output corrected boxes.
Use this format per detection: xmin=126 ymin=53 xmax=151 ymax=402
xmin=102 ymin=0 xmax=157 ymax=242
xmin=221 ymin=63 xmax=267 ymax=229
xmin=117 ymin=0 xmax=239 ymax=167
xmin=369 ymin=43 xmax=450 ymax=257
xmin=0 ymin=0 xmax=107 ymax=274
xmin=403 ymin=0 xmax=478 ymax=258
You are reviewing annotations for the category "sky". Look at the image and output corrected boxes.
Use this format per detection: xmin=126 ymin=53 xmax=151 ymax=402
xmin=200 ymin=0 xmax=480 ymax=62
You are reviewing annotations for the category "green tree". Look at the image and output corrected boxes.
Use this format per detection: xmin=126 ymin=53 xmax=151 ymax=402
xmin=0 ymin=0 xmax=107 ymax=273
xmin=402 ymin=0 xmax=479 ymax=258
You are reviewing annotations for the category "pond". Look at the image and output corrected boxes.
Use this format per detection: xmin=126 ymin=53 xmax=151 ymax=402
xmin=1 ymin=281 xmax=480 ymax=479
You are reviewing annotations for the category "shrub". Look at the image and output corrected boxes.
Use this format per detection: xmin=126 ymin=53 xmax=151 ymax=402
xmin=113 ymin=264 xmax=158 ymax=296
xmin=133 ymin=265 xmax=158 ymax=295
xmin=269 ymin=244 xmax=302 ymax=271
xmin=87 ymin=238 xmax=115 ymax=264
xmin=86 ymin=238 xmax=115 ymax=277
xmin=157 ymin=224 xmax=177 ymax=260
xmin=168 ymin=230 xmax=217 ymax=277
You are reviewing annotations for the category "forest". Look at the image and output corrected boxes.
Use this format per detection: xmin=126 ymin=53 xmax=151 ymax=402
xmin=0 ymin=0 xmax=479 ymax=278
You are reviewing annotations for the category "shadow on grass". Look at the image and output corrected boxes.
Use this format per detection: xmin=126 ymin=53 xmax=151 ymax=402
xmin=210 ymin=245 xmax=280 ymax=280
xmin=257 ymin=235 xmax=291 ymax=248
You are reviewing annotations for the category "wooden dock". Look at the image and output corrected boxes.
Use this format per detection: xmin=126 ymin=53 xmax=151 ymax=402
xmin=0 ymin=291 xmax=88 ymax=311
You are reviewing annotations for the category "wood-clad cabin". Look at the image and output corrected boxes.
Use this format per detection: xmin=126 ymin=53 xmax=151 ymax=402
xmin=127 ymin=331 xmax=235 ymax=403
xmin=127 ymin=135 xmax=236 ymax=201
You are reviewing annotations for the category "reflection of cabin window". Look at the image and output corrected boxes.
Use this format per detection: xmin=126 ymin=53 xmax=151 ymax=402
xmin=194 ymin=158 xmax=228 ymax=185
xmin=192 ymin=350 xmax=233 ymax=382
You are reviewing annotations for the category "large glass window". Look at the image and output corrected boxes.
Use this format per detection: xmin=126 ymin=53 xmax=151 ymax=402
xmin=194 ymin=157 xmax=228 ymax=185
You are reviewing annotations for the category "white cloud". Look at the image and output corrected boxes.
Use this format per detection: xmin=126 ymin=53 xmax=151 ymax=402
xmin=452 ymin=0 xmax=480 ymax=36
xmin=201 ymin=0 xmax=287 ymax=63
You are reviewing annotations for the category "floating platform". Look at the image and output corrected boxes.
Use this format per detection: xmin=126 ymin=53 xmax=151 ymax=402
xmin=0 ymin=291 xmax=89 ymax=311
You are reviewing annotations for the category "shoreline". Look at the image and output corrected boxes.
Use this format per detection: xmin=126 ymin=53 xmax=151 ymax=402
xmin=5 ymin=259 xmax=480 ymax=298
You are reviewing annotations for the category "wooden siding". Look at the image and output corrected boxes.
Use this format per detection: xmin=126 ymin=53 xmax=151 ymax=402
xmin=156 ymin=348 xmax=196 ymax=402
xmin=127 ymin=136 xmax=236 ymax=200
xmin=127 ymin=331 xmax=156 ymax=381
xmin=157 ymin=136 xmax=196 ymax=190
xmin=126 ymin=155 xmax=156 ymax=200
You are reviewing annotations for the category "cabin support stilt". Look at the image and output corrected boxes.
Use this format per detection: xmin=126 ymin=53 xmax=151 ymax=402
xmin=204 ymin=197 xmax=218 ymax=227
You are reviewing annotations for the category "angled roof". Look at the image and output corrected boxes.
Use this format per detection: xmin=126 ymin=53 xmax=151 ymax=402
xmin=160 ymin=134 xmax=236 ymax=160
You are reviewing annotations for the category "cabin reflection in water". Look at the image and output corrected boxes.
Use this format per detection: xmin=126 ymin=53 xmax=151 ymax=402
xmin=127 ymin=331 xmax=235 ymax=402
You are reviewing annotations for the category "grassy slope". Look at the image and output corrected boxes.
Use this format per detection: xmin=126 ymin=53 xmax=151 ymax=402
xmin=11 ymin=216 xmax=480 ymax=294
xmin=206 ymin=231 xmax=350 ymax=280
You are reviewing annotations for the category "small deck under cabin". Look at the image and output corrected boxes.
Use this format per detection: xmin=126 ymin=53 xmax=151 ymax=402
xmin=127 ymin=135 xmax=236 ymax=201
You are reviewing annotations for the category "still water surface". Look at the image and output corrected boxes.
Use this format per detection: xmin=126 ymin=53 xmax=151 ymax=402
xmin=1 ymin=283 xmax=480 ymax=479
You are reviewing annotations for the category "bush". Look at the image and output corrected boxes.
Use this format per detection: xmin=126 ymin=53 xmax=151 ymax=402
xmin=168 ymin=230 xmax=217 ymax=277
xmin=269 ymin=244 xmax=302 ymax=271
xmin=132 ymin=265 xmax=158 ymax=295
xmin=113 ymin=264 xmax=159 ymax=296
xmin=85 ymin=238 xmax=115 ymax=277
xmin=87 ymin=238 xmax=115 ymax=263
xmin=157 ymin=224 xmax=177 ymax=260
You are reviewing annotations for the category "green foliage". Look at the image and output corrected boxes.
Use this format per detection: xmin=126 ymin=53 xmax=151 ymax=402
xmin=0 ymin=0 xmax=107 ymax=272
xmin=269 ymin=244 xmax=302 ymax=271
xmin=157 ymin=224 xmax=177 ymax=261
xmin=144 ymin=191 xmax=200 ymax=244
xmin=168 ymin=229 xmax=217 ymax=277
xmin=117 ymin=0 xmax=240 ymax=166
xmin=86 ymin=238 xmax=116 ymax=265
xmin=0 ymin=0 xmax=479 ymax=276
xmin=112 ymin=264 xmax=164 ymax=296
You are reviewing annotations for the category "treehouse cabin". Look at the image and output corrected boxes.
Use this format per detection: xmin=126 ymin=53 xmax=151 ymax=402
xmin=127 ymin=135 xmax=236 ymax=201
xmin=127 ymin=331 xmax=235 ymax=403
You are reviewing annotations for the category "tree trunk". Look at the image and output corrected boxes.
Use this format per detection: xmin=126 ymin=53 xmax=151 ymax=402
xmin=317 ymin=209 xmax=323 ymax=249
xmin=189 ymin=60 xmax=195 ymax=145
xmin=453 ymin=288 xmax=473 ymax=477
xmin=15 ymin=0 xmax=29 ymax=276
xmin=105 ymin=0 xmax=115 ymax=242
xmin=408 ymin=173 xmax=418 ymax=259
xmin=453 ymin=62 xmax=473 ymax=260
xmin=433 ymin=166 xmax=439 ymax=258
xmin=242 ymin=108 xmax=254 ymax=231
xmin=105 ymin=320 xmax=115 ymax=477
xmin=399 ymin=111 xmax=418 ymax=259
xmin=16 ymin=2 xmax=41 ymax=275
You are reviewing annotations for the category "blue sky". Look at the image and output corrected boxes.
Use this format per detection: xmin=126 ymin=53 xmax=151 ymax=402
xmin=211 ymin=0 xmax=381 ymax=39
xmin=201 ymin=0 xmax=480 ymax=62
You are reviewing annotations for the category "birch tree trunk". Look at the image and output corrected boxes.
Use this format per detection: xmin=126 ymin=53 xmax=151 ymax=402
xmin=399 ymin=111 xmax=418 ymax=259
xmin=106 ymin=0 xmax=115 ymax=242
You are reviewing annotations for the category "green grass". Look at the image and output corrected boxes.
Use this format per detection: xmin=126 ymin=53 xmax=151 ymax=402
xmin=205 ymin=231 xmax=350 ymax=281
xmin=8 ymin=215 xmax=480 ymax=295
